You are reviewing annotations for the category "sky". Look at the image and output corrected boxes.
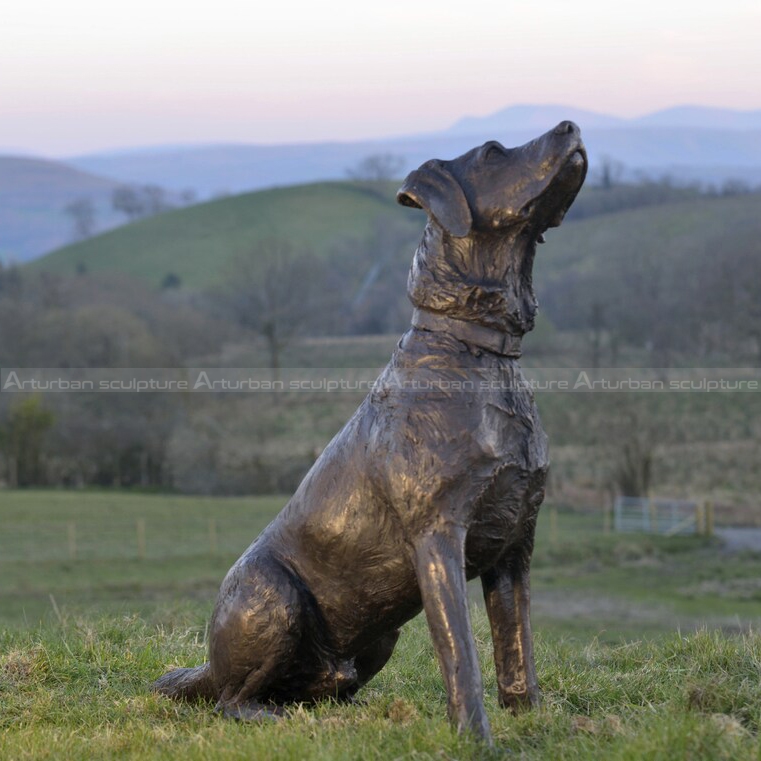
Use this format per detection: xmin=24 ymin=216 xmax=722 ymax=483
xmin=2 ymin=0 xmax=760 ymax=157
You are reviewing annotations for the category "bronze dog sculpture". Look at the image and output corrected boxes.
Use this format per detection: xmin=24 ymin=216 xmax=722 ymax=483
xmin=154 ymin=122 xmax=587 ymax=743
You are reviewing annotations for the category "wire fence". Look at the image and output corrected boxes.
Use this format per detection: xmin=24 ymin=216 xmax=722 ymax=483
xmin=0 ymin=499 xmax=719 ymax=564
xmin=0 ymin=517 xmax=260 ymax=563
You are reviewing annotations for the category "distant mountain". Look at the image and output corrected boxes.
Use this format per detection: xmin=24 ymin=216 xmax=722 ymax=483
xmin=631 ymin=106 xmax=761 ymax=131
xmin=447 ymin=104 xmax=626 ymax=134
xmin=6 ymin=105 xmax=761 ymax=264
xmin=64 ymin=105 xmax=761 ymax=198
xmin=68 ymin=142 xmax=394 ymax=197
xmin=0 ymin=156 xmax=123 ymax=263
xmin=447 ymin=104 xmax=761 ymax=134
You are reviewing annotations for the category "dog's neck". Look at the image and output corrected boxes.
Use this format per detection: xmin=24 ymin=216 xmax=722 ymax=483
xmin=407 ymin=221 xmax=539 ymax=336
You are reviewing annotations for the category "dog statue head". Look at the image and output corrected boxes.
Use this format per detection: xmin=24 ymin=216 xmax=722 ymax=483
xmin=398 ymin=122 xmax=587 ymax=336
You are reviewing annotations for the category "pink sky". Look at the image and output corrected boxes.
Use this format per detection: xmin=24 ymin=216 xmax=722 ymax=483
xmin=2 ymin=0 xmax=760 ymax=156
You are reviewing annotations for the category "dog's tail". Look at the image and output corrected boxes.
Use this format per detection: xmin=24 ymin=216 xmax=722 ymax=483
xmin=152 ymin=663 xmax=215 ymax=702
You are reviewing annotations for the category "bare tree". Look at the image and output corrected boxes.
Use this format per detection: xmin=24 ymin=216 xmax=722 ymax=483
xmin=348 ymin=215 xmax=417 ymax=334
xmin=602 ymin=399 xmax=665 ymax=497
xmin=179 ymin=188 xmax=198 ymax=206
xmin=346 ymin=153 xmax=406 ymax=182
xmin=112 ymin=184 xmax=173 ymax=221
xmin=594 ymin=155 xmax=625 ymax=190
xmin=226 ymin=240 xmax=323 ymax=377
xmin=721 ymin=178 xmax=751 ymax=197
xmin=63 ymin=197 xmax=97 ymax=240
xmin=0 ymin=263 xmax=22 ymax=298
xmin=112 ymin=186 xmax=145 ymax=221
xmin=613 ymin=430 xmax=654 ymax=497
xmin=142 ymin=185 xmax=172 ymax=215
xmin=0 ymin=397 xmax=55 ymax=487
xmin=588 ymin=301 xmax=605 ymax=369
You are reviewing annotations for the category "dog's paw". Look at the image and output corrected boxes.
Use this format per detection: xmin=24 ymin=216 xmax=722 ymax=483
xmin=498 ymin=689 xmax=540 ymax=714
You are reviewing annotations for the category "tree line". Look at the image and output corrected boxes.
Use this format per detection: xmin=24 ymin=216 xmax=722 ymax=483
xmin=63 ymin=185 xmax=199 ymax=242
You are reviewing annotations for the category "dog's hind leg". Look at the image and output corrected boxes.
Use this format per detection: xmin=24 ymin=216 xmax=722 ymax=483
xmin=481 ymin=516 xmax=541 ymax=713
xmin=214 ymin=650 xmax=291 ymax=721
xmin=209 ymin=555 xmax=304 ymax=719
xmin=481 ymin=559 xmax=539 ymax=712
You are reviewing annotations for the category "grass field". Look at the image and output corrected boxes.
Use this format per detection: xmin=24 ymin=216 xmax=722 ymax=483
xmin=2 ymin=490 xmax=761 ymax=758
xmin=3 ymin=491 xmax=761 ymax=636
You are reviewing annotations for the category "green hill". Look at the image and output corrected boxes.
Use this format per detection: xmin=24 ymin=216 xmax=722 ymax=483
xmin=538 ymin=191 xmax=761 ymax=286
xmin=31 ymin=179 xmax=761 ymax=352
xmin=535 ymin=191 xmax=761 ymax=348
xmin=32 ymin=181 xmax=421 ymax=288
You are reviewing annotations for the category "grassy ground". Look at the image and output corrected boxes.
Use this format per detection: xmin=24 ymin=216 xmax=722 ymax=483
xmin=2 ymin=491 xmax=761 ymax=758
xmin=2 ymin=611 xmax=761 ymax=759
xmin=0 ymin=491 xmax=283 ymax=628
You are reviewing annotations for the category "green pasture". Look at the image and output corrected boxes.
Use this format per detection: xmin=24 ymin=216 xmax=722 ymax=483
xmin=2 ymin=490 xmax=761 ymax=638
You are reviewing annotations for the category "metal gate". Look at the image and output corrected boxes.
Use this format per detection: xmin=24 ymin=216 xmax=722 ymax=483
xmin=613 ymin=496 xmax=713 ymax=536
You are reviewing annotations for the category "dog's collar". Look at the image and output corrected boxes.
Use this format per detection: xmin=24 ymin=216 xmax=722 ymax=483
xmin=411 ymin=308 xmax=522 ymax=358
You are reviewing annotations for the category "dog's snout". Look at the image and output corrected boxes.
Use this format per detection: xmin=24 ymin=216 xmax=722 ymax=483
xmin=553 ymin=120 xmax=579 ymax=136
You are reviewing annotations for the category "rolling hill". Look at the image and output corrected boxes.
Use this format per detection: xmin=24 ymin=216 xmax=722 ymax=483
xmin=32 ymin=178 xmax=761 ymax=315
xmin=536 ymin=192 xmax=761 ymax=294
xmin=0 ymin=156 xmax=124 ymax=263
xmin=535 ymin=191 xmax=761 ymax=352
xmin=30 ymin=180 xmax=423 ymax=288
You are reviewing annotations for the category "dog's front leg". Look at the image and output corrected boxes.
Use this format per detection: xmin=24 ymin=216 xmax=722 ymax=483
xmin=481 ymin=549 xmax=540 ymax=713
xmin=413 ymin=526 xmax=492 ymax=743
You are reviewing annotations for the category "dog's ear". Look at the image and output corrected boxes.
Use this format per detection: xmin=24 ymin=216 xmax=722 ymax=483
xmin=396 ymin=160 xmax=472 ymax=238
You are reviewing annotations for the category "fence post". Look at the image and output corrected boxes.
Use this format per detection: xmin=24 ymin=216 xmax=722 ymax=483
xmin=137 ymin=518 xmax=146 ymax=560
xmin=209 ymin=518 xmax=218 ymax=555
xmin=705 ymin=501 xmax=714 ymax=537
xmin=67 ymin=522 xmax=77 ymax=561
xmin=648 ymin=497 xmax=657 ymax=534
xmin=696 ymin=502 xmax=705 ymax=535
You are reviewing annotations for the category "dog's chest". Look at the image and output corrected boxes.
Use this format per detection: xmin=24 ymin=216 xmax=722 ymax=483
xmin=463 ymin=376 xmax=549 ymax=573
xmin=464 ymin=459 xmax=547 ymax=575
xmin=378 ymin=333 xmax=549 ymax=569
